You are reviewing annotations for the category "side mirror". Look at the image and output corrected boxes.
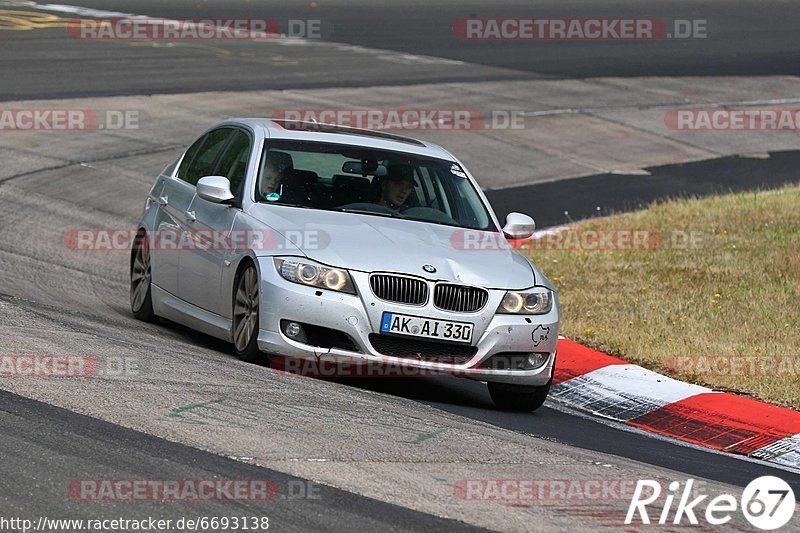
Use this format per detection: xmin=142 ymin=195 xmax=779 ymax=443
xmin=197 ymin=176 xmax=235 ymax=204
xmin=502 ymin=212 xmax=536 ymax=240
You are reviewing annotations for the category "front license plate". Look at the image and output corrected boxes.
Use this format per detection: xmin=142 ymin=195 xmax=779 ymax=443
xmin=380 ymin=312 xmax=474 ymax=344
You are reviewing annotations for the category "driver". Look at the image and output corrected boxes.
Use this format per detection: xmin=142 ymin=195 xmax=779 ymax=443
xmin=378 ymin=163 xmax=416 ymax=210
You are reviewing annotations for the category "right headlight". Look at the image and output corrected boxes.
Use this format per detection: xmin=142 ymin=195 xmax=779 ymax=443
xmin=273 ymin=257 xmax=356 ymax=294
xmin=497 ymin=287 xmax=553 ymax=315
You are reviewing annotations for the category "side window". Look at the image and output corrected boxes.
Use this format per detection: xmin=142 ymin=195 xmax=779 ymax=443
xmin=213 ymin=130 xmax=251 ymax=199
xmin=176 ymin=134 xmax=206 ymax=182
xmin=178 ymin=128 xmax=234 ymax=186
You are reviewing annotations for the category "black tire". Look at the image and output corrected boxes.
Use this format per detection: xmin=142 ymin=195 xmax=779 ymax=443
xmin=488 ymin=380 xmax=551 ymax=411
xmin=232 ymin=262 xmax=268 ymax=364
xmin=130 ymin=231 xmax=156 ymax=322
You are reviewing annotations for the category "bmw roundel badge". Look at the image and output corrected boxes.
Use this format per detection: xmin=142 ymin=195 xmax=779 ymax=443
xmin=422 ymin=264 xmax=437 ymax=273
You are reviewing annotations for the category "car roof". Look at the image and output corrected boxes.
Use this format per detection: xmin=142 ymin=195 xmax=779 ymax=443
xmin=226 ymin=118 xmax=457 ymax=161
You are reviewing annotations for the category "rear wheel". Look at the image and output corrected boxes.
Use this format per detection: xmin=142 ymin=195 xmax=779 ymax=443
xmin=488 ymin=380 xmax=551 ymax=412
xmin=130 ymin=232 xmax=156 ymax=322
xmin=232 ymin=263 xmax=267 ymax=364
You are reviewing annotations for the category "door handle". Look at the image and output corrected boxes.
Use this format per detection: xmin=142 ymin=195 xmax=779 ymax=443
xmin=157 ymin=195 xmax=168 ymax=206
xmin=184 ymin=210 xmax=196 ymax=223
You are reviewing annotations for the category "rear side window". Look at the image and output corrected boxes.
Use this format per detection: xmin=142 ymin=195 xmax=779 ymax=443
xmin=176 ymin=128 xmax=234 ymax=185
xmin=214 ymin=130 xmax=251 ymax=199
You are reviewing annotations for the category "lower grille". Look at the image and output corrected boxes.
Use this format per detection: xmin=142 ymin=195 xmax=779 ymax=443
xmin=302 ymin=324 xmax=360 ymax=352
xmin=368 ymin=334 xmax=477 ymax=365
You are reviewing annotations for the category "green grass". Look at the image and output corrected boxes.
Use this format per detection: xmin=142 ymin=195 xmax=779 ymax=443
xmin=524 ymin=185 xmax=800 ymax=409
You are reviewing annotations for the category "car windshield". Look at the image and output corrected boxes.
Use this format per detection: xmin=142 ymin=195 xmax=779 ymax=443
xmin=255 ymin=140 xmax=494 ymax=230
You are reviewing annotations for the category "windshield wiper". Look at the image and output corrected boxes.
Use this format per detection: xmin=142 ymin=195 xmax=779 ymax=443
xmin=261 ymin=202 xmax=317 ymax=210
xmin=333 ymin=208 xmax=406 ymax=219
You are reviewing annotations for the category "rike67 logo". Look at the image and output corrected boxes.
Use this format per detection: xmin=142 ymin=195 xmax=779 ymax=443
xmin=626 ymin=476 xmax=796 ymax=530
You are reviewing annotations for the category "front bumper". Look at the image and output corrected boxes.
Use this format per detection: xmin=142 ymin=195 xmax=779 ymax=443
xmin=255 ymin=257 xmax=559 ymax=386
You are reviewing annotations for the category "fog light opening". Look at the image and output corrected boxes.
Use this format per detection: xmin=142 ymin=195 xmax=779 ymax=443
xmin=282 ymin=321 xmax=308 ymax=343
xmin=526 ymin=352 xmax=549 ymax=370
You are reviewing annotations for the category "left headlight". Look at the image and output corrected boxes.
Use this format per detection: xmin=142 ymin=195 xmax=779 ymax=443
xmin=274 ymin=258 xmax=356 ymax=294
xmin=497 ymin=287 xmax=553 ymax=315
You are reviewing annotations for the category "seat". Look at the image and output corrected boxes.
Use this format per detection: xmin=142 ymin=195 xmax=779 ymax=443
xmin=332 ymin=174 xmax=374 ymax=205
xmin=265 ymin=151 xmax=294 ymax=173
xmin=280 ymin=169 xmax=319 ymax=205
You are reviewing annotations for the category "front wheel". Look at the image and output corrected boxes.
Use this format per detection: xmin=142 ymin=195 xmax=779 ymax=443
xmin=130 ymin=231 xmax=156 ymax=322
xmin=488 ymin=380 xmax=551 ymax=412
xmin=232 ymin=263 xmax=267 ymax=364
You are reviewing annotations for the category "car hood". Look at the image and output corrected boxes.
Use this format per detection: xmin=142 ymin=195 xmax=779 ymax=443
xmin=249 ymin=205 xmax=536 ymax=289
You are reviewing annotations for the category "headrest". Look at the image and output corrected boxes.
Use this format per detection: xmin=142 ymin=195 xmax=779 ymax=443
xmin=283 ymin=169 xmax=317 ymax=187
xmin=264 ymin=150 xmax=294 ymax=173
xmin=333 ymin=174 xmax=370 ymax=188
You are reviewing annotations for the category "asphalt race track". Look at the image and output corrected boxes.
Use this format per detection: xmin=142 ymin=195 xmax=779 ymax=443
xmin=2 ymin=0 xmax=800 ymax=99
xmin=485 ymin=150 xmax=800 ymax=226
xmin=1 ymin=1 xmax=800 ymax=531
xmin=0 ymin=390 xmax=484 ymax=532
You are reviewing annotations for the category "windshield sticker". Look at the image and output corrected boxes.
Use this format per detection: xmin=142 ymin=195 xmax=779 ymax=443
xmin=450 ymin=164 xmax=467 ymax=178
xmin=265 ymin=192 xmax=281 ymax=202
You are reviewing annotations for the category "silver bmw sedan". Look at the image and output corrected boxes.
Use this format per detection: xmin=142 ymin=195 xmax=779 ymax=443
xmin=131 ymin=119 xmax=559 ymax=411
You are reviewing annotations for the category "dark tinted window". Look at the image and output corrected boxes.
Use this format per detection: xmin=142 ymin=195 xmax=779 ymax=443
xmin=214 ymin=130 xmax=251 ymax=198
xmin=178 ymin=128 xmax=234 ymax=185
xmin=176 ymin=134 xmax=206 ymax=182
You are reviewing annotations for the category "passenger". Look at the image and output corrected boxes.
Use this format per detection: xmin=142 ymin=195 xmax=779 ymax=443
xmin=260 ymin=151 xmax=294 ymax=198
